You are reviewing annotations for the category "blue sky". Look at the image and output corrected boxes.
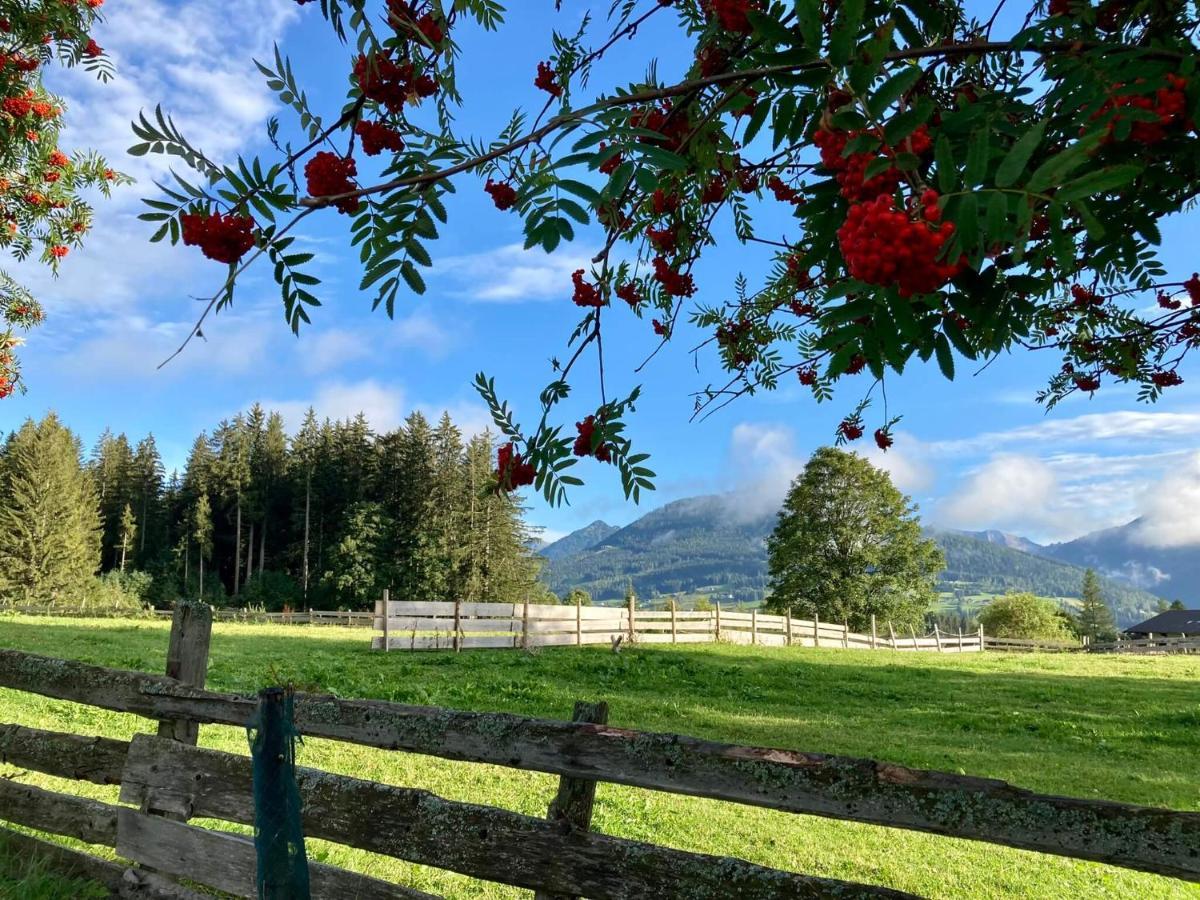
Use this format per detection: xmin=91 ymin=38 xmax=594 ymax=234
xmin=4 ymin=0 xmax=1200 ymax=551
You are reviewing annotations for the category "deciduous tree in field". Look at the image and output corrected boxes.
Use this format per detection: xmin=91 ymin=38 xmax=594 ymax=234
xmin=765 ymin=446 xmax=943 ymax=630
xmin=978 ymin=591 xmax=1074 ymax=640
xmin=0 ymin=413 xmax=101 ymax=606
xmin=111 ymin=0 xmax=1200 ymax=502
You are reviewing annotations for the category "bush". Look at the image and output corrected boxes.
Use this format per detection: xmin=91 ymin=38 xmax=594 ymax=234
xmin=978 ymin=593 xmax=1074 ymax=641
xmin=240 ymin=570 xmax=302 ymax=612
xmin=86 ymin=571 xmax=152 ymax=616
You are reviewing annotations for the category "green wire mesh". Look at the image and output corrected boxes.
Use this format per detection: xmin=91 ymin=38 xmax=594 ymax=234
xmin=247 ymin=687 xmax=311 ymax=899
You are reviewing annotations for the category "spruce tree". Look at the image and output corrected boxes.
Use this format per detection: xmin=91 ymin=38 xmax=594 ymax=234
xmin=1076 ymin=569 xmax=1119 ymax=643
xmin=192 ymin=492 xmax=213 ymax=599
xmin=289 ymin=408 xmax=321 ymax=606
xmin=90 ymin=429 xmax=134 ymax=570
xmin=0 ymin=414 xmax=102 ymax=606
xmin=118 ymin=503 xmax=137 ymax=573
xmin=131 ymin=435 xmax=165 ymax=566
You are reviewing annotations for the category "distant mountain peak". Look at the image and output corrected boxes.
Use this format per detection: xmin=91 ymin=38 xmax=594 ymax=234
xmin=955 ymin=529 xmax=1044 ymax=556
xmin=538 ymin=519 xmax=619 ymax=561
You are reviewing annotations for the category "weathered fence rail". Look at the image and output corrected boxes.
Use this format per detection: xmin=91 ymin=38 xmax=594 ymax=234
xmin=372 ymin=598 xmax=987 ymax=654
xmin=1 ymin=632 xmax=1198 ymax=892
xmin=1088 ymin=635 xmax=1200 ymax=654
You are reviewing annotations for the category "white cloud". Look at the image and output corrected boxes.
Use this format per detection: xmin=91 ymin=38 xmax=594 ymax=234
xmin=1132 ymin=453 xmax=1200 ymax=548
xmin=936 ymin=454 xmax=1067 ymax=537
xmin=298 ymin=309 xmax=457 ymax=375
xmin=862 ymin=432 xmax=935 ymax=495
xmin=433 ymin=244 xmax=595 ymax=302
xmin=929 ymin=410 xmax=1200 ymax=455
xmin=725 ymin=423 xmax=806 ymax=521
xmin=266 ymin=380 xmax=408 ymax=433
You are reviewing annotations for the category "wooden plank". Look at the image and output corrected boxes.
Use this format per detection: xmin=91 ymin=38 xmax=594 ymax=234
xmin=158 ymin=601 xmax=212 ymax=745
xmin=120 ymin=736 xmax=912 ymax=900
xmin=671 ymin=600 xmax=677 ymax=644
xmin=387 ymin=601 xmax=458 ymax=616
xmin=7 ymin=649 xmax=1200 ymax=880
xmin=0 ymin=779 xmax=119 ymax=846
xmin=535 ymin=701 xmax=609 ymax=900
xmin=116 ymin=809 xmax=435 ymax=900
xmin=0 ymin=722 xmax=127 ymax=784
xmin=382 ymin=589 xmax=390 ymax=653
xmin=0 ymin=826 xmax=208 ymax=900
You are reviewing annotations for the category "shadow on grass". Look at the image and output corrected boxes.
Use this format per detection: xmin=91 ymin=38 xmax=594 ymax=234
xmin=1 ymin=617 xmax=1197 ymax=809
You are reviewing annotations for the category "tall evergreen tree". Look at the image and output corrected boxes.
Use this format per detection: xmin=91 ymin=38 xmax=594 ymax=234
xmin=192 ymin=492 xmax=213 ymax=599
xmin=118 ymin=503 xmax=137 ymax=573
xmin=214 ymin=416 xmax=251 ymax=596
xmin=289 ymin=408 xmax=321 ymax=606
xmin=1076 ymin=569 xmax=1119 ymax=643
xmin=0 ymin=414 xmax=102 ymax=606
xmin=90 ymin=429 xmax=134 ymax=570
xmin=130 ymin=435 xmax=165 ymax=566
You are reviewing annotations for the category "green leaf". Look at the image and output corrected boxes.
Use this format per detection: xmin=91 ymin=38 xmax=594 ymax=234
xmin=935 ymin=133 xmax=956 ymax=193
xmin=1026 ymin=134 xmax=1101 ymax=193
xmin=828 ymin=0 xmax=865 ymax=67
xmin=867 ymin=66 xmax=923 ymax=120
xmin=400 ymin=260 xmax=426 ymax=294
xmin=934 ymin=332 xmax=955 ymax=380
xmin=1055 ymin=164 xmax=1142 ymax=202
xmin=964 ymin=127 xmax=989 ymax=187
xmin=995 ymin=120 xmax=1047 ymax=189
xmin=882 ymin=99 xmax=932 ymax=145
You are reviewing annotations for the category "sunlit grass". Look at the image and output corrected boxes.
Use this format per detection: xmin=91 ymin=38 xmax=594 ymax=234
xmin=1 ymin=614 xmax=1197 ymax=898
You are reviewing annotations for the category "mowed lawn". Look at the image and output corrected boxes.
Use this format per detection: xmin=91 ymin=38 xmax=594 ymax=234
xmin=0 ymin=615 xmax=1198 ymax=899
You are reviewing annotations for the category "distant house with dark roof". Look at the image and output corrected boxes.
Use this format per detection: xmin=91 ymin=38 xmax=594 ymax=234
xmin=1124 ymin=610 xmax=1200 ymax=637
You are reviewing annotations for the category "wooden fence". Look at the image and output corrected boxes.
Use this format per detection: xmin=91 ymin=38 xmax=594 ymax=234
xmin=1088 ymin=635 xmax=1200 ymax=654
xmin=372 ymin=597 xmax=985 ymax=653
xmin=0 ymin=603 xmax=1198 ymax=896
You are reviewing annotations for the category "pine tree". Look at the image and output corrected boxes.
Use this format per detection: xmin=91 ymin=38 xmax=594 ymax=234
xmin=289 ymin=408 xmax=321 ymax=606
xmin=1076 ymin=568 xmax=1118 ymax=643
xmin=429 ymin=412 xmax=465 ymax=601
xmin=131 ymin=435 xmax=165 ymax=566
xmin=192 ymin=492 xmax=213 ymax=599
xmin=90 ymin=429 xmax=134 ymax=570
xmin=0 ymin=414 xmax=102 ymax=606
xmin=321 ymin=501 xmax=390 ymax=608
xmin=118 ymin=503 xmax=137 ymax=573
xmin=214 ymin=416 xmax=252 ymax=596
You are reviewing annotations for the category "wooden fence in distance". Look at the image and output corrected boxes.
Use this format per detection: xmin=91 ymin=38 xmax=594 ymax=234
xmin=1088 ymin=635 xmax=1200 ymax=654
xmin=1 ymin=604 xmax=1198 ymax=897
xmin=372 ymin=597 xmax=986 ymax=653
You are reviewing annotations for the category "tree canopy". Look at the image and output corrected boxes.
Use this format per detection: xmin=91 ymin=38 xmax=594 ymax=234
xmin=978 ymin=591 xmax=1075 ymax=640
xmin=79 ymin=0 xmax=1200 ymax=504
xmin=765 ymin=446 xmax=943 ymax=630
xmin=1075 ymin=566 xmax=1119 ymax=641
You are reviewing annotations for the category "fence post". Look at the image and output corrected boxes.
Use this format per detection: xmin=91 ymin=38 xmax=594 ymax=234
xmin=534 ymin=700 xmax=609 ymax=900
xmin=670 ymin=600 xmax=677 ymax=644
xmin=870 ymin=615 xmax=877 ymax=650
xmin=714 ymin=602 xmax=721 ymax=641
xmin=158 ymin=601 xmax=212 ymax=746
xmin=888 ymin=621 xmax=897 ymax=650
xmin=751 ymin=609 xmax=757 ymax=645
xmin=453 ymin=598 xmax=461 ymax=653
xmin=933 ymin=623 xmax=943 ymax=652
xmin=627 ymin=592 xmax=636 ymax=644
xmin=957 ymin=629 xmax=963 ymax=653
xmin=814 ymin=613 xmax=820 ymax=648
xmin=785 ymin=610 xmax=792 ymax=647
xmin=522 ymin=599 xmax=530 ymax=650
xmin=842 ymin=621 xmax=849 ymax=650
xmin=978 ymin=623 xmax=985 ymax=651
xmin=575 ymin=597 xmax=582 ymax=647
xmin=909 ymin=624 xmax=918 ymax=650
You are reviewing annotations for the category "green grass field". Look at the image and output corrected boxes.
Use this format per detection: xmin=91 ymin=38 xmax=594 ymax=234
xmin=0 ymin=614 xmax=1197 ymax=899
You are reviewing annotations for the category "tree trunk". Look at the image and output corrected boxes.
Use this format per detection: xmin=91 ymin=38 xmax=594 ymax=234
xmin=139 ymin=495 xmax=147 ymax=555
xmin=302 ymin=474 xmax=311 ymax=609
xmin=246 ymin=522 xmax=254 ymax=589
xmin=120 ymin=540 xmax=127 ymax=574
xmin=258 ymin=518 xmax=266 ymax=578
xmin=233 ymin=498 xmax=242 ymax=597
xmin=198 ymin=556 xmax=204 ymax=598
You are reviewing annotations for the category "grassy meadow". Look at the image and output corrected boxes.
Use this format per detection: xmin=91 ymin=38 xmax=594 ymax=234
xmin=0 ymin=613 xmax=1197 ymax=899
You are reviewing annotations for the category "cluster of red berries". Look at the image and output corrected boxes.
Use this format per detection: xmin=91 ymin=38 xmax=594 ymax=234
xmin=838 ymin=419 xmax=864 ymax=441
xmin=616 ymin=282 xmax=641 ymax=306
xmin=767 ymin=176 xmax=803 ymax=204
xmin=838 ymin=191 xmax=963 ymax=297
xmin=534 ymin=61 xmax=561 ymax=98
xmin=2 ymin=91 xmax=58 ymax=120
xmin=1069 ymin=284 xmax=1105 ymax=309
xmin=1073 ymin=373 xmax=1101 ymax=392
xmin=646 ymin=225 xmax=678 ymax=254
xmin=180 ymin=211 xmax=257 ymax=265
xmin=354 ymin=53 xmax=436 ymax=112
xmin=597 ymin=143 xmax=623 ymax=175
xmin=717 ymin=319 xmax=753 ymax=366
xmin=484 ymin=178 xmax=517 ymax=210
xmin=813 ymin=125 xmax=932 ymax=201
xmin=386 ymin=1 xmax=445 ymax=45
xmin=874 ymin=428 xmax=893 ymax=450
xmin=304 ymin=152 xmax=360 ymax=214
xmin=495 ymin=442 xmax=535 ymax=491
xmin=1099 ymin=75 xmax=1190 ymax=145
xmin=797 ymin=366 xmax=818 ymax=386
xmin=707 ymin=0 xmax=757 ymax=33
xmin=1150 ymin=370 xmax=1183 ymax=388
xmin=629 ymin=102 xmax=691 ymax=152
xmin=572 ymin=270 xmax=602 ymax=307
xmin=701 ymin=174 xmax=727 ymax=204
xmin=1184 ymin=273 xmax=1200 ymax=305
xmin=696 ymin=45 xmax=728 ymax=78
xmin=0 ymin=54 xmax=39 ymax=72
xmin=652 ymin=256 xmax=696 ymax=297
xmin=651 ymin=189 xmax=679 ymax=215
xmin=573 ymin=416 xmax=612 ymax=462
xmin=354 ymin=120 xmax=404 ymax=156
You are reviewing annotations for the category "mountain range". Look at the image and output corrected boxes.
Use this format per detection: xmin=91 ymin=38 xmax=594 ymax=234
xmin=538 ymin=494 xmax=1191 ymax=625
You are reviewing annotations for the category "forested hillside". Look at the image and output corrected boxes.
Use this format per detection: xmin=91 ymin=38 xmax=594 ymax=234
xmin=1 ymin=409 xmax=541 ymax=610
